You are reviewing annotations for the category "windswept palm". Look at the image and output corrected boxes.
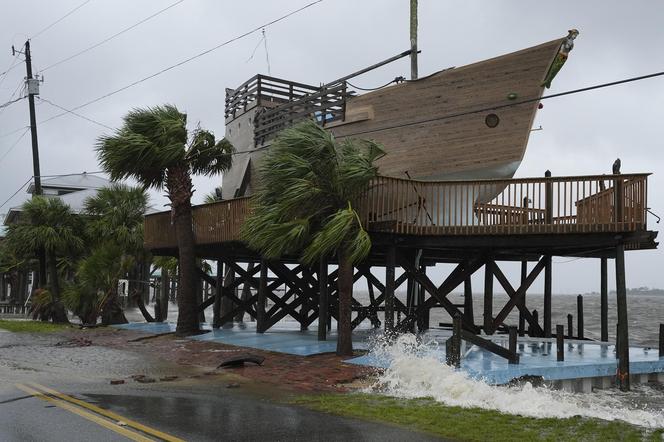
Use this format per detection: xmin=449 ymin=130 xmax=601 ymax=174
xmin=4 ymin=197 xmax=84 ymax=323
xmin=96 ymin=105 xmax=234 ymax=335
xmin=242 ymin=120 xmax=384 ymax=355
xmin=81 ymin=184 xmax=150 ymax=324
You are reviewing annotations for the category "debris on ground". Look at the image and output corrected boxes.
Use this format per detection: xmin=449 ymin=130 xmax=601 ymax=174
xmin=226 ymin=383 xmax=240 ymax=389
xmin=55 ymin=337 xmax=93 ymax=347
xmin=218 ymin=354 xmax=265 ymax=368
xmin=159 ymin=375 xmax=179 ymax=382
xmin=110 ymin=379 xmax=125 ymax=385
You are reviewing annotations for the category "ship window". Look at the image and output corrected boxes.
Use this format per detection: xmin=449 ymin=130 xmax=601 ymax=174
xmin=485 ymin=113 xmax=500 ymax=128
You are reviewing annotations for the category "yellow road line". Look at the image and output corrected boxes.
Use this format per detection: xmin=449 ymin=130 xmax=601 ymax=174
xmin=15 ymin=384 xmax=153 ymax=442
xmin=28 ymin=382 xmax=185 ymax=442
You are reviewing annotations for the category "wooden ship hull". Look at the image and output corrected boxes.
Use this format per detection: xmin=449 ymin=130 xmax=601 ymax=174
xmin=222 ymin=37 xmax=568 ymax=210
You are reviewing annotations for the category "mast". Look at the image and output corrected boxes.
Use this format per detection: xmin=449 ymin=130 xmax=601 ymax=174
xmin=410 ymin=0 xmax=418 ymax=80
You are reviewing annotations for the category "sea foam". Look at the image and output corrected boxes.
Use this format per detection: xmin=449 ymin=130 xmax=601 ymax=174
xmin=368 ymin=334 xmax=664 ymax=428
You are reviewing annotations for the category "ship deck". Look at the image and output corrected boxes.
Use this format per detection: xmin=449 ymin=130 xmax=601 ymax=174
xmin=145 ymin=172 xmax=656 ymax=259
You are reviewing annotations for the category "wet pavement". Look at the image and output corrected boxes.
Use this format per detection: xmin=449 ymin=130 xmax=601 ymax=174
xmin=0 ymin=328 xmax=441 ymax=441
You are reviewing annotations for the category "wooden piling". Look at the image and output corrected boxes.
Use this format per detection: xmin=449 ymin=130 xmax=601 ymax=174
xmin=577 ymin=295 xmax=584 ymax=340
xmin=256 ymin=259 xmax=267 ymax=333
xmin=615 ymin=243 xmax=630 ymax=391
xmin=385 ymin=246 xmax=396 ymax=333
xmin=544 ymin=255 xmax=552 ymax=338
xmin=567 ymin=313 xmax=573 ymax=339
xmin=600 ymin=257 xmax=608 ymax=341
xmin=518 ymin=260 xmax=527 ymax=336
xmin=556 ymin=324 xmax=564 ymax=361
xmin=446 ymin=314 xmax=462 ymax=368
xmin=508 ymin=326 xmax=517 ymax=364
xmin=484 ymin=259 xmax=494 ymax=335
xmin=530 ymin=309 xmax=539 ymax=337
xmin=212 ymin=260 xmax=222 ymax=329
xmin=659 ymin=324 xmax=663 ymax=358
xmin=318 ymin=258 xmax=328 ymax=341
xmin=463 ymin=272 xmax=474 ymax=327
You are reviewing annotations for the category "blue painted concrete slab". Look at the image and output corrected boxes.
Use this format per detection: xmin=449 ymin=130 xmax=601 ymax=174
xmin=345 ymin=333 xmax=664 ymax=384
xmin=113 ymin=321 xmax=371 ymax=356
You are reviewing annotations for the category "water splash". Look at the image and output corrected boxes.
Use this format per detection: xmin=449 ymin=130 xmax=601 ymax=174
xmin=367 ymin=334 xmax=664 ymax=428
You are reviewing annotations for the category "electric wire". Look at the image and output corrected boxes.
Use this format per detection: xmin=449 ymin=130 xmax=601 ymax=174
xmin=0 ymin=95 xmax=25 ymax=110
xmin=341 ymin=69 xmax=664 ymax=138
xmin=39 ymin=0 xmax=185 ymax=72
xmin=37 ymin=0 xmax=324 ymax=126
xmin=346 ymin=76 xmax=405 ymax=91
xmin=37 ymin=97 xmax=113 ymax=130
xmin=30 ymin=0 xmax=93 ymax=40
xmin=0 ymin=127 xmax=30 ymax=164
xmin=0 ymin=177 xmax=33 ymax=211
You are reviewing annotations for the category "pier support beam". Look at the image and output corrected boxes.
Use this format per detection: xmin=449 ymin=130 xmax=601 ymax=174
xmin=385 ymin=246 xmax=396 ymax=334
xmin=600 ymin=257 xmax=609 ymax=341
xmin=318 ymin=259 xmax=328 ymax=341
xmin=212 ymin=260 xmax=222 ymax=329
xmin=256 ymin=260 xmax=267 ymax=333
xmin=543 ymin=254 xmax=552 ymax=338
xmin=577 ymin=295 xmax=584 ymax=340
xmin=483 ymin=259 xmax=494 ymax=335
xmin=518 ymin=261 xmax=527 ymax=336
xmin=463 ymin=271 xmax=474 ymax=327
xmin=615 ymin=243 xmax=630 ymax=391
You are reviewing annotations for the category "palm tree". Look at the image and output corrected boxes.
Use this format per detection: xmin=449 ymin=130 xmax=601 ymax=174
xmin=241 ymin=120 xmax=384 ymax=355
xmin=84 ymin=184 xmax=149 ymax=324
xmin=96 ymin=105 xmax=234 ymax=335
xmin=4 ymin=197 xmax=84 ymax=323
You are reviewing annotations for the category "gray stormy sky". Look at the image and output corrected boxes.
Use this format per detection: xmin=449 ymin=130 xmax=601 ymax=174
xmin=0 ymin=0 xmax=662 ymax=294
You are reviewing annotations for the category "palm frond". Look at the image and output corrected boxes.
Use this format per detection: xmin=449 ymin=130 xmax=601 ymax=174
xmin=187 ymin=130 xmax=234 ymax=177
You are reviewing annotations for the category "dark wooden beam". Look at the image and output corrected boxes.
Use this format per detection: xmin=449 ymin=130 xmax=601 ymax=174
xmin=518 ymin=260 xmax=527 ymax=336
xmin=543 ymin=254 xmax=552 ymax=338
xmin=600 ymin=257 xmax=608 ymax=341
xmin=212 ymin=260 xmax=222 ymax=329
xmin=615 ymin=243 xmax=630 ymax=391
xmin=385 ymin=245 xmax=396 ymax=333
xmin=257 ymin=259 xmax=267 ymax=333
xmin=318 ymin=258 xmax=328 ymax=341
xmin=484 ymin=259 xmax=494 ymax=334
xmin=491 ymin=257 xmax=546 ymax=334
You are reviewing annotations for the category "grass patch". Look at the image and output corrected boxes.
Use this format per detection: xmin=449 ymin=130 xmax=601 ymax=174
xmin=294 ymin=393 xmax=663 ymax=441
xmin=0 ymin=320 xmax=70 ymax=333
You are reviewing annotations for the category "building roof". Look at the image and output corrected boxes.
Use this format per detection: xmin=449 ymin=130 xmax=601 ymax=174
xmin=27 ymin=173 xmax=112 ymax=194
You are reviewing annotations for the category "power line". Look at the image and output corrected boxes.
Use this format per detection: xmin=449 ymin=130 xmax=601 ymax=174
xmin=342 ymin=69 xmax=664 ymax=138
xmin=37 ymin=0 xmax=323 ymax=125
xmin=0 ymin=177 xmax=32 ymax=210
xmin=0 ymin=128 xmax=30 ymax=164
xmin=0 ymin=95 xmax=25 ymax=110
xmin=39 ymin=0 xmax=185 ymax=72
xmin=30 ymin=0 xmax=93 ymax=40
xmin=37 ymin=97 xmax=113 ymax=130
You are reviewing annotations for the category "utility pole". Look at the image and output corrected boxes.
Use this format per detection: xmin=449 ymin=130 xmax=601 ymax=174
xmin=21 ymin=41 xmax=43 ymax=196
xmin=14 ymin=41 xmax=46 ymax=287
xmin=410 ymin=0 xmax=418 ymax=80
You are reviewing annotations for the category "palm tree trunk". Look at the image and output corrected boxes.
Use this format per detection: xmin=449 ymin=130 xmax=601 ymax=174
xmin=336 ymin=251 xmax=354 ymax=356
xmin=101 ymin=280 xmax=128 ymax=325
xmin=47 ymin=250 xmax=68 ymax=323
xmin=168 ymin=166 xmax=200 ymax=336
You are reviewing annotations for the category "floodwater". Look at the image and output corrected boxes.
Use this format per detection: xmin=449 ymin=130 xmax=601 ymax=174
xmin=125 ymin=292 xmax=664 ymax=429
xmin=130 ymin=291 xmax=664 ymax=347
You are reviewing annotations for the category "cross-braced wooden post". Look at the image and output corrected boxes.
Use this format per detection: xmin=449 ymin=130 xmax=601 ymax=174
xmin=615 ymin=243 xmax=630 ymax=391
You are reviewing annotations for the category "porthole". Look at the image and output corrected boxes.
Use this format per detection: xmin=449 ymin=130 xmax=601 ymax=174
xmin=485 ymin=113 xmax=500 ymax=128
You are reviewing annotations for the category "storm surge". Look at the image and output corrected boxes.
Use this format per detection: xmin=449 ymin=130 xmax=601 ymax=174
xmin=368 ymin=334 xmax=664 ymax=429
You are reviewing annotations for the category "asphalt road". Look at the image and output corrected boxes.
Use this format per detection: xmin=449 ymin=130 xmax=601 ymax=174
xmin=0 ymin=329 xmax=441 ymax=441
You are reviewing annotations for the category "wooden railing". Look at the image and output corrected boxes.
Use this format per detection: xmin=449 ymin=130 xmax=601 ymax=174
xmin=254 ymin=82 xmax=350 ymax=145
xmin=357 ymin=174 xmax=649 ymax=235
xmin=144 ymin=198 xmax=250 ymax=250
xmin=224 ymin=75 xmax=321 ymax=122
xmin=143 ymin=174 xmax=650 ymax=250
